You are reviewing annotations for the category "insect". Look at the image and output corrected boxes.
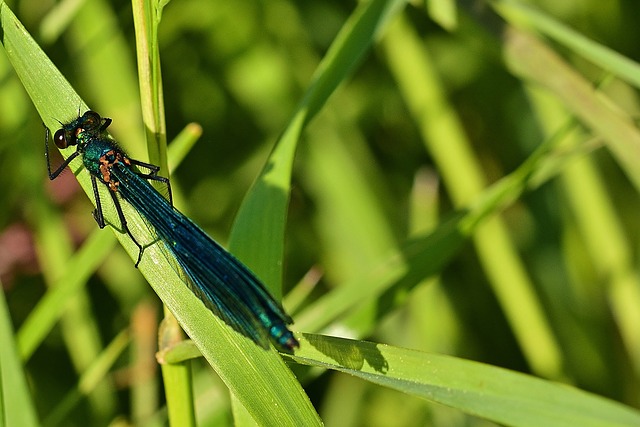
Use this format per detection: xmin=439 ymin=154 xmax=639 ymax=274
xmin=46 ymin=110 xmax=299 ymax=351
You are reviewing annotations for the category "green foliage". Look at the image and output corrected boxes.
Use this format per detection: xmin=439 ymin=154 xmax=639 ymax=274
xmin=1 ymin=0 xmax=640 ymax=425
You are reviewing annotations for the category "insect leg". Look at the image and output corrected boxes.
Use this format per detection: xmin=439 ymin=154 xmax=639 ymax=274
xmin=107 ymin=189 xmax=145 ymax=267
xmin=91 ymin=175 xmax=107 ymax=228
xmin=128 ymin=158 xmax=173 ymax=206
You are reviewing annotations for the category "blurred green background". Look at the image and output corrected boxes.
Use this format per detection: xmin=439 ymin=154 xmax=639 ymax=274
xmin=2 ymin=0 xmax=640 ymax=425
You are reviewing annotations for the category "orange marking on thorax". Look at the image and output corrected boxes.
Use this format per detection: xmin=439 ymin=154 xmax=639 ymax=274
xmin=99 ymin=150 xmax=132 ymax=192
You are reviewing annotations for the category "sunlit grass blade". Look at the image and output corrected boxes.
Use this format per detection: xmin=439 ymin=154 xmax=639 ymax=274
xmin=132 ymin=0 xmax=168 ymax=169
xmin=131 ymin=2 xmax=196 ymax=420
xmin=292 ymin=334 xmax=640 ymax=427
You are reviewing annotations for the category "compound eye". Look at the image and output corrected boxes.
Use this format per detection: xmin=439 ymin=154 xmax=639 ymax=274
xmin=54 ymin=129 xmax=70 ymax=149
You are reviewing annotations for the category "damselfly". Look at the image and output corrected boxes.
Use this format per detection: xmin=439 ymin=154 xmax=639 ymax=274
xmin=46 ymin=110 xmax=298 ymax=351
